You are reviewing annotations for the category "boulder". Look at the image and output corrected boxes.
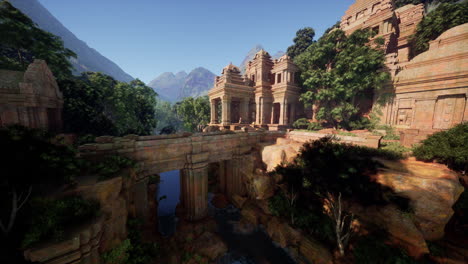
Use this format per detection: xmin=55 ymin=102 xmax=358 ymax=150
xmin=299 ymin=236 xmax=333 ymax=264
xmin=375 ymin=158 xmax=464 ymax=240
xmin=76 ymin=176 xmax=127 ymax=252
xmin=241 ymin=204 xmax=260 ymax=226
xmin=250 ymin=174 xmax=276 ymax=200
xmin=203 ymin=126 xmax=220 ymax=133
xmin=191 ymin=231 xmax=227 ymax=260
xmin=262 ymin=139 xmax=303 ymax=172
xmin=232 ymin=194 xmax=247 ymax=208
xmin=266 ymin=217 xmax=302 ymax=248
xmin=350 ymin=204 xmax=429 ymax=257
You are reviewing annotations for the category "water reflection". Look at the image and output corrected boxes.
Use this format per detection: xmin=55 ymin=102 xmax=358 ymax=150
xmin=209 ymin=194 xmax=297 ymax=264
xmin=157 ymin=170 xmax=180 ymax=236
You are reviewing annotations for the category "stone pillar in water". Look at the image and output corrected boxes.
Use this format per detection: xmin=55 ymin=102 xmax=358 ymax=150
xmin=181 ymin=156 xmax=209 ymax=221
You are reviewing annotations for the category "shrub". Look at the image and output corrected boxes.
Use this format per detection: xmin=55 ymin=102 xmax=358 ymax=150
xmin=293 ymin=118 xmax=310 ymax=129
xmin=22 ymin=196 xmax=100 ymax=248
xmin=409 ymin=2 xmax=468 ymax=58
xmin=275 ymin=137 xmax=408 ymax=208
xmin=307 ymin=122 xmax=323 ymax=131
xmin=126 ymin=218 xmax=160 ymax=264
xmin=102 ymin=239 xmax=132 ymax=264
xmin=375 ymin=124 xmax=400 ymax=140
xmin=413 ymin=123 xmax=468 ymax=171
xmin=79 ymin=155 xmax=136 ymax=181
xmin=380 ymin=142 xmax=412 ymax=157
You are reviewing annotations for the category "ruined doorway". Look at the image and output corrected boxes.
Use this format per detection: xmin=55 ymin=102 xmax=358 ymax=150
xmin=272 ymin=103 xmax=281 ymax=124
xmin=433 ymin=94 xmax=466 ymax=129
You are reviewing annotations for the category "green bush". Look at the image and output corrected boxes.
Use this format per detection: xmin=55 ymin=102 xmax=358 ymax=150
xmin=293 ymin=118 xmax=310 ymax=129
xmin=307 ymin=122 xmax=323 ymax=131
xmin=80 ymin=155 xmax=136 ymax=181
xmin=275 ymin=137 xmax=409 ymax=208
xmin=22 ymin=196 xmax=100 ymax=248
xmin=102 ymin=239 xmax=132 ymax=264
xmin=126 ymin=218 xmax=160 ymax=264
xmin=409 ymin=2 xmax=468 ymax=58
xmin=268 ymin=193 xmax=335 ymax=245
xmin=380 ymin=142 xmax=412 ymax=157
xmin=413 ymin=123 xmax=468 ymax=171
xmin=375 ymin=124 xmax=401 ymax=140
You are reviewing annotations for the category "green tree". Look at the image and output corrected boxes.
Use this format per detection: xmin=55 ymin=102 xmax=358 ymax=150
xmin=0 ymin=125 xmax=79 ymax=235
xmin=60 ymin=72 xmax=158 ymax=136
xmin=409 ymin=1 xmax=468 ymax=58
xmin=413 ymin=122 xmax=468 ymax=172
xmin=154 ymin=99 xmax=182 ymax=134
xmin=295 ymin=29 xmax=390 ymax=129
xmin=0 ymin=1 xmax=76 ymax=80
xmin=175 ymin=96 xmax=210 ymax=132
xmin=287 ymin=27 xmax=316 ymax=59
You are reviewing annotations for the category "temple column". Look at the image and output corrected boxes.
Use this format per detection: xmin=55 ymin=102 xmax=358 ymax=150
xmin=181 ymin=161 xmax=208 ymax=221
xmin=225 ymin=155 xmax=246 ymax=201
xmin=284 ymin=99 xmax=289 ymax=125
xmin=240 ymin=98 xmax=249 ymax=123
xmin=210 ymin=99 xmax=217 ymax=124
xmin=270 ymin=104 xmax=275 ymax=124
xmin=279 ymin=100 xmax=285 ymax=125
xmin=221 ymin=96 xmax=231 ymax=126
xmin=255 ymin=97 xmax=262 ymax=124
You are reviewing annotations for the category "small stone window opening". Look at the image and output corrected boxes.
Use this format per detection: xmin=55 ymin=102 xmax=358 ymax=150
xmin=277 ymin=73 xmax=282 ymax=83
xmin=372 ymin=25 xmax=379 ymax=35
xmin=251 ymin=74 xmax=255 ymax=82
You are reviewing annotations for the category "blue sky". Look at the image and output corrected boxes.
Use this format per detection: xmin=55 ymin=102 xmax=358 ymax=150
xmin=38 ymin=0 xmax=355 ymax=83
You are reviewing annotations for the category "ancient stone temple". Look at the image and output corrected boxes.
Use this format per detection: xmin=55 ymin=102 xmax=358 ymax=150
xmin=208 ymin=50 xmax=301 ymax=130
xmin=0 ymin=59 xmax=63 ymax=131
xmin=341 ymin=0 xmax=468 ymax=145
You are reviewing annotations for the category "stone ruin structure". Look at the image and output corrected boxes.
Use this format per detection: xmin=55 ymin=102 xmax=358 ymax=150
xmin=208 ymin=51 xmax=301 ymax=130
xmin=341 ymin=0 xmax=468 ymax=145
xmin=0 ymin=59 xmax=63 ymax=131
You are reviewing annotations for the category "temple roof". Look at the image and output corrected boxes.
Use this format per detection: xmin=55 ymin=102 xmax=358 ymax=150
xmin=222 ymin=63 xmax=241 ymax=74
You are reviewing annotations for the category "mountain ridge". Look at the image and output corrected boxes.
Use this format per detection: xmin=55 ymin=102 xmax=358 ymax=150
xmin=148 ymin=67 xmax=215 ymax=103
xmin=8 ymin=0 xmax=134 ymax=82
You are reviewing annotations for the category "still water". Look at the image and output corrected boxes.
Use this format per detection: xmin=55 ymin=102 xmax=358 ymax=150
xmin=156 ymin=170 xmax=297 ymax=264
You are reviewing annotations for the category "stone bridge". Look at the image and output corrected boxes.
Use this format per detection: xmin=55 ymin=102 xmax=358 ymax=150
xmin=79 ymin=131 xmax=284 ymax=221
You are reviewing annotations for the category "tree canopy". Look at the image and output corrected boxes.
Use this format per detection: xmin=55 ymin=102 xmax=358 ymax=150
xmin=60 ymin=73 xmax=158 ymax=136
xmin=174 ymin=96 xmax=210 ymax=132
xmin=295 ymin=29 xmax=390 ymax=129
xmin=0 ymin=1 xmax=76 ymax=80
xmin=409 ymin=1 xmax=468 ymax=58
xmin=287 ymin=27 xmax=316 ymax=59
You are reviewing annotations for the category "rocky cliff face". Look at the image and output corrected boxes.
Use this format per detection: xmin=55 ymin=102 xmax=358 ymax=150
xmin=148 ymin=67 xmax=215 ymax=102
xmin=9 ymin=0 xmax=134 ymax=82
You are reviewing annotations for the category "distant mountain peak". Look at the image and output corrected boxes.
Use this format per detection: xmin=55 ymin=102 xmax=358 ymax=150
xmin=148 ymin=67 xmax=215 ymax=103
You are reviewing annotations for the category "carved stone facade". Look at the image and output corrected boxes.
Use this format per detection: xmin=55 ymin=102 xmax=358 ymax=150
xmin=341 ymin=0 xmax=467 ymax=145
xmin=0 ymin=60 xmax=63 ymax=131
xmin=208 ymin=50 xmax=301 ymax=130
